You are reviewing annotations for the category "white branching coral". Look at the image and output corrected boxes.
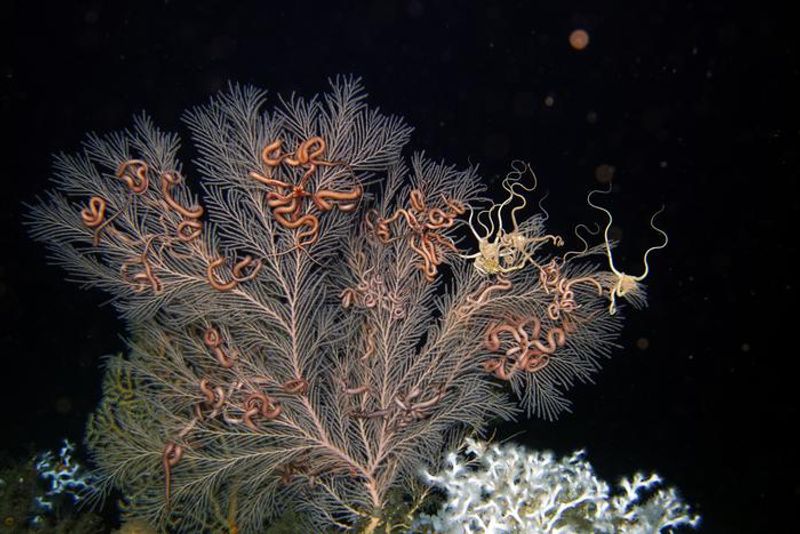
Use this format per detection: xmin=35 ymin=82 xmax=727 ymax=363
xmin=416 ymin=438 xmax=700 ymax=534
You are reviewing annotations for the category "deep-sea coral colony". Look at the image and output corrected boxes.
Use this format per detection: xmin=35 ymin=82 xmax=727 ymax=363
xmin=417 ymin=438 xmax=699 ymax=533
xmin=30 ymin=440 xmax=96 ymax=526
xmin=28 ymin=78 xmax=668 ymax=532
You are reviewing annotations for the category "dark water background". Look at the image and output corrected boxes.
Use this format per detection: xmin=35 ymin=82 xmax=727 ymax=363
xmin=3 ymin=1 xmax=796 ymax=532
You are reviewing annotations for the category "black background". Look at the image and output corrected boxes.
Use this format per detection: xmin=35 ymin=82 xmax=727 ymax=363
xmin=3 ymin=1 xmax=796 ymax=532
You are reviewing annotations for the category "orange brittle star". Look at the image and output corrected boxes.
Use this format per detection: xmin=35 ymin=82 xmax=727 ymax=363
xmin=249 ymin=136 xmax=362 ymax=248
xmin=366 ymin=189 xmax=465 ymax=281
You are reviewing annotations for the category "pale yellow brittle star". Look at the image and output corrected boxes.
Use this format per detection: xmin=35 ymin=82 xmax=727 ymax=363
xmin=587 ymin=183 xmax=669 ymax=315
xmin=461 ymin=162 xmax=562 ymax=276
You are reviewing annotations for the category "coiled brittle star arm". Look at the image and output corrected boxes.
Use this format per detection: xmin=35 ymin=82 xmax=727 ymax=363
xmin=206 ymin=255 xmax=263 ymax=292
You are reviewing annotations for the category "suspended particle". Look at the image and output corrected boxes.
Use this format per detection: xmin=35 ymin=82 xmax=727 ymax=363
xmin=54 ymin=396 xmax=73 ymax=415
xmin=594 ymin=163 xmax=615 ymax=184
xmin=569 ymin=29 xmax=590 ymax=50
